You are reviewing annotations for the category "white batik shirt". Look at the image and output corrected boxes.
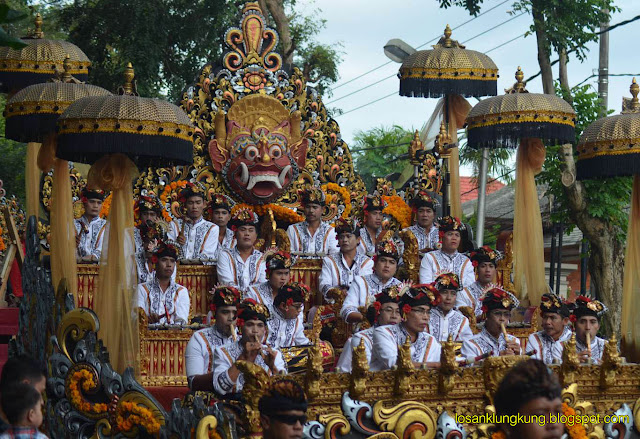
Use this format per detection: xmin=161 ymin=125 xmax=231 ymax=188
xmin=429 ymin=307 xmax=474 ymax=343
xmin=371 ymin=324 xmax=441 ymax=371
xmin=136 ymin=274 xmax=190 ymax=324
xmin=552 ymin=335 xmax=607 ymax=365
xmin=457 ymin=281 xmax=487 ymax=316
xmin=169 ymin=217 xmax=219 ymax=260
xmin=267 ymin=309 xmax=310 ymax=349
xmin=461 ymin=327 xmax=521 ymax=359
xmin=185 ymin=325 xmax=238 ymax=380
xmin=527 ymin=326 xmax=572 ymax=364
xmin=212 ymin=339 xmax=286 ymax=395
xmin=403 ymin=224 xmax=439 ymax=252
xmin=215 ymin=227 xmax=236 ymax=260
xmin=245 ymin=281 xmax=305 ymax=326
xmin=287 ymin=221 xmax=339 ymax=255
xmin=216 ymin=247 xmax=266 ymax=292
xmin=340 ymin=274 xmax=401 ymax=321
xmin=336 ymin=326 xmax=377 ymax=373
xmin=419 ymin=250 xmax=475 ymax=287
xmin=319 ymin=253 xmax=374 ymax=298
xmin=357 ymin=226 xmax=380 ymax=256
xmin=134 ymin=251 xmax=177 ymax=284
xmin=74 ymin=216 xmax=107 ymax=260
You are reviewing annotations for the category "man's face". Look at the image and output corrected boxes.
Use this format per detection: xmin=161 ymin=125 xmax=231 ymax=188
xmin=510 ymin=397 xmax=564 ymax=439
xmin=242 ymin=319 xmax=266 ymax=341
xmin=215 ymin=305 xmax=237 ymax=334
xmin=541 ymin=313 xmax=569 ymax=340
xmin=576 ymin=316 xmax=599 ymax=343
xmin=84 ymin=198 xmax=102 ymax=217
xmin=27 ymin=376 xmax=46 ymax=395
xmin=416 ymin=206 xmax=435 ymax=229
xmin=156 ymin=256 xmax=176 ymax=279
xmin=477 ymin=262 xmax=496 ymax=284
xmin=441 ymin=231 xmax=461 ymax=253
xmin=140 ymin=210 xmax=158 ymax=223
xmin=374 ymin=256 xmax=397 ymax=281
xmin=260 ymin=410 xmax=306 ymax=439
xmin=186 ymin=196 xmax=205 ymax=219
xmin=438 ymin=289 xmax=457 ymax=313
xmin=211 ymin=208 xmax=231 ymax=227
xmin=486 ymin=309 xmax=511 ymax=334
xmin=405 ymin=305 xmax=430 ymax=333
xmin=282 ymin=301 xmax=303 ymax=319
xmin=365 ymin=210 xmax=383 ymax=229
xmin=268 ymin=269 xmax=290 ymax=290
xmin=303 ymin=203 xmax=323 ymax=223
xmin=236 ymin=225 xmax=258 ymax=249
xmin=337 ymin=232 xmax=358 ymax=253
xmin=378 ymin=302 xmax=401 ymax=325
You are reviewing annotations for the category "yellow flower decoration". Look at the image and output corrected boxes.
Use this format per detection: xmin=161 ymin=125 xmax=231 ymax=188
xmin=68 ymin=369 xmax=108 ymax=414
xmin=231 ymin=203 xmax=304 ymax=224
xmin=382 ymin=195 xmax=412 ymax=229
xmin=159 ymin=180 xmax=189 ymax=223
xmin=562 ymin=403 xmax=588 ymax=439
xmin=116 ymin=401 xmax=161 ymax=435
xmin=322 ymin=183 xmax=352 ymax=219
xmin=98 ymin=193 xmax=113 ymax=219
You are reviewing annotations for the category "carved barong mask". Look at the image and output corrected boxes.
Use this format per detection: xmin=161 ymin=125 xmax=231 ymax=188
xmin=209 ymin=94 xmax=309 ymax=204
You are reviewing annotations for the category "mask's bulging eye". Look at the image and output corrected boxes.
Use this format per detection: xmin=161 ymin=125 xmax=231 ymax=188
xmin=269 ymin=145 xmax=282 ymax=158
xmin=245 ymin=145 xmax=259 ymax=160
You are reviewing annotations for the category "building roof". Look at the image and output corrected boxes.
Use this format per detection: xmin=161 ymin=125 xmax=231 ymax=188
xmin=459 ymin=176 xmax=505 ymax=203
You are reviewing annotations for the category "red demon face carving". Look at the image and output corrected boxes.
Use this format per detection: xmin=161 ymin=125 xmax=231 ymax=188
xmin=208 ymin=94 xmax=308 ymax=204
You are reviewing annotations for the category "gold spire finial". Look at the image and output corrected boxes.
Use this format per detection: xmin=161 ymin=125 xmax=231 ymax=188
xmin=443 ymin=24 xmax=453 ymax=48
xmin=630 ymin=78 xmax=639 ymax=110
xmin=118 ymin=62 xmax=138 ymax=96
xmin=513 ymin=67 xmax=526 ymax=93
xmin=31 ymin=12 xmax=44 ymax=39
xmin=409 ymin=129 xmax=424 ymax=165
xmin=61 ymin=54 xmax=72 ymax=82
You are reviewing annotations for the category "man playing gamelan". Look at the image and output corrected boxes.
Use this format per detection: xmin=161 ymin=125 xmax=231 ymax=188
xmin=208 ymin=194 xmax=236 ymax=260
xmin=75 ymin=187 xmax=107 ymax=262
xmin=429 ymin=272 xmax=473 ymax=343
xmin=419 ymin=216 xmax=474 ymax=287
xmin=170 ymin=182 xmax=219 ymax=260
xmin=461 ymin=287 xmax=521 ymax=359
xmin=357 ymin=194 xmax=387 ymax=257
xmin=212 ymin=299 xmax=286 ymax=396
xmin=287 ymin=187 xmax=339 ymax=255
xmin=340 ymin=239 xmax=401 ymax=323
xmin=552 ymin=296 xmax=610 ymax=365
xmin=185 ymin=286 xmax=241 ymax=391
xmin=217 ymin=207 xmax=266 ymax=292
xmin=402 ymin=190 xmax=439 ymax=254
xmin=245 ymin=250 xmax=293 ymax=316
xmin=134 ymin=221 xmax=167 ymax=284
xmin=133 ymin=194 xmax=165 ymax=254
xmin=136 ymin=241 xmax=190 ymax=325
xmin=319 ymin=217 xmax=373 ymax=301
xmin=457 ymin=246 xmax=501 ymax=317
xmin=267 ymin=282 xmax=311 ymax=349
xmin=336 ymin=284 xmax=405 ymax=372
xmin=526 ymin=292 xmax=572 ymax=364
xmin=370 ymin=284 xmax=442 ymax=371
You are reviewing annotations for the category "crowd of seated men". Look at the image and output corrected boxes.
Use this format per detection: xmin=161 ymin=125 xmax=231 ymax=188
xmin=74 ymin=183 xmax=617 ymax=396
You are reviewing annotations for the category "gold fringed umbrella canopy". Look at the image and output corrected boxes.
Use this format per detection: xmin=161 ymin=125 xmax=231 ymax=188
xmin=398 ymin=25 xmax=499 ymax=98
xmin=0 ymin=14 xmax=90 ymax=93
xmin=465 ymin=68 xmax=576 ymax=305
xmin=55 ymin=64 xmax=194 ymax=375
xmin=577 ymin=78 xmax=640 ymax=363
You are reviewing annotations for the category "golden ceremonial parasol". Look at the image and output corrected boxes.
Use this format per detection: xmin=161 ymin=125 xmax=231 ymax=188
xmin=55 ymin=64 xmax=194 ymax=374
xmin=397 ymin=25 xmax=499 ymax=217
xmin=576 ymin=79 xmax=640 ymax=362
xmin=466 ymin=68 xmax=576 ymax=305
xmin=3 ymin=57 xmax=111 ymax=300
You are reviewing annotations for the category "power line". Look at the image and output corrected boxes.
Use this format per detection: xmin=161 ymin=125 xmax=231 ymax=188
xmin=460 ymin=12 xmax=526 ymax=45
xmin=460 ymin=168 xmax=515 ymax=197
xmin=574 ymin=72 xmax=640 ymax=88
xmin=350 ymin=141 xmax=410 ymax=153
xmin=328 ymin=0 xmax=512 ymax=93
xmin=485 ymin=33 xmax=526 ymax=54
xmin=340 ymin=91 xmax=397 ymax=116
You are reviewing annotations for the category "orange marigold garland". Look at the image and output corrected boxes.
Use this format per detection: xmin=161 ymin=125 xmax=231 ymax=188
xmin=490 ymin=431 xmax=506 ymax=439
xmin=382 ymin=195 xmax=412 ymax=229
xmin=322 ymin=183 xmax=352 ymax=219
xmin=98 ymin=193 xmax=113 ymax=219
xmin=115 ymin=401 xmax=161 ymax=435
xmin=0 ymin=225 xmax=5 ymax=252
xmin=68 ymin=369 xmax=108 ymax=414
xmin=562 ymin=403 xmax=588 ymax=439
xmin=231 ymin=203 xmax=303 ymax=224
xmin=159 ymin=180 xmax=189 ymax=223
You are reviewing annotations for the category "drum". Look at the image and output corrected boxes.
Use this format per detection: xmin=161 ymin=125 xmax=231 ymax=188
xmin=279 ymin=341 xmax=335 ymax=374
xmin=289 ymin=258 xmax=323 ymax=307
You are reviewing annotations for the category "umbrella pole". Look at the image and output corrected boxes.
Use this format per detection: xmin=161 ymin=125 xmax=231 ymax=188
xmin=476 ymin=147 xmax=489 ymax=246
xmin=442 ymin=96 xmax=450 ymax=216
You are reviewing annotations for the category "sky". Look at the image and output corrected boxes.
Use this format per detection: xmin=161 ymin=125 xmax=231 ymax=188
xmin=306 ymin=0 xmax=640 ymax=176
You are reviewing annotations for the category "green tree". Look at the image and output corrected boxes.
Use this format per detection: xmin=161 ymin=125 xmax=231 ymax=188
xmin=352 ymin=125 xmax=413 ymax=191
xmin=458 ymin=134 xmax=515 ymax=184
xmin=0 ymin=95 xmax=26 ymax=204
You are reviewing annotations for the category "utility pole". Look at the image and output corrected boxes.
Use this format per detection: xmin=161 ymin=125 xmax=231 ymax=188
xmin=598 ymin=10 xmax=610 ymax=116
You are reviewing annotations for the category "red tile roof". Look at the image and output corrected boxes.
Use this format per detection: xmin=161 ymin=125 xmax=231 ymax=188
xmin=460 ymin=176 xmax=506 ymax=203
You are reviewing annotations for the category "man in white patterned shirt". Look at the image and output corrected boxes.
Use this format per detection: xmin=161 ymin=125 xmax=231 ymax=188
xmin=246 ymin=250 xmax=293 ymax=317
xmin=340 ymin=239 xmax=401 ymax=323
xmin=457 ymin=246 xmax=501 ymax=317
xmin=461 ymin=287 xmax=521 ymax=359
xmin=133 ymin=194 xmax=165 ymax=254
xmin=419 ymin=216 xmax=474 ymax=287
xmin=186 ymin=286 xmax=241 ymax=390
xmin=402 ymin=190 xmax=439 ymax=255
xmin=217 ymin=207 xmax=266 ymax=292
xmin=526 ymin=292 xmax=572 ymax=364
xmin=287 ymin=187 xmax=338 ymax=256
xmin=74 ymin=187 xmax=107 ymax=262
xmin=319 ymin=217 xmax=373 ymax=301
xmin=267 ymin=283 xmax=311 ymax=349
xmin=170 ymin=183 xmax=219 ymax=260
xmin=357 ymin=194 xmax=387 ymax=257
xmin=208 ymin=194 xmax=236 ymax=260
xmin=429 ymin=272 xmax=473 ymax=343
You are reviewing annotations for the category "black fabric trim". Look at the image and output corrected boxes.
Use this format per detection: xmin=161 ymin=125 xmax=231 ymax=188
xmin=399 ymin=77 xmax=497 ymax=99
xmin=0 ymin=71 xmax=88 ymax=93
xmin=5 ymin=113 xmax=59 ymax=142
xmin=577 ymin=153 xmax=640 ymax=180
xmin=466 ymin=122 xmax=576 ymax=149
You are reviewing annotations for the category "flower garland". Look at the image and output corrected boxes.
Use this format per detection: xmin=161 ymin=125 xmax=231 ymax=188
xmin=231 ymin=203 xmax=303 ymax=224
xmin=562 ymin=403 xmax=588 ymax=439
xmin=208 ymin=430 xmax=223 ymax=439
xmin=0 ymin=225 xmax=5 ymax=252
xmin=116 ymin=401 xmax=161 ymax=435
xmin=68 ymin=369 xmax=108 ymax=414
xmin=491 ymin=431 xmax=506 ymax=439
xmin=99 ymin=193 xmax=113 ymax=219
xmin=322 ymin=183 xmax=352 ymax=219
xmin=382 ymin=195 xmax=412 ymax=229
xmin=160 ymin=181 xmax=189 ymax=223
